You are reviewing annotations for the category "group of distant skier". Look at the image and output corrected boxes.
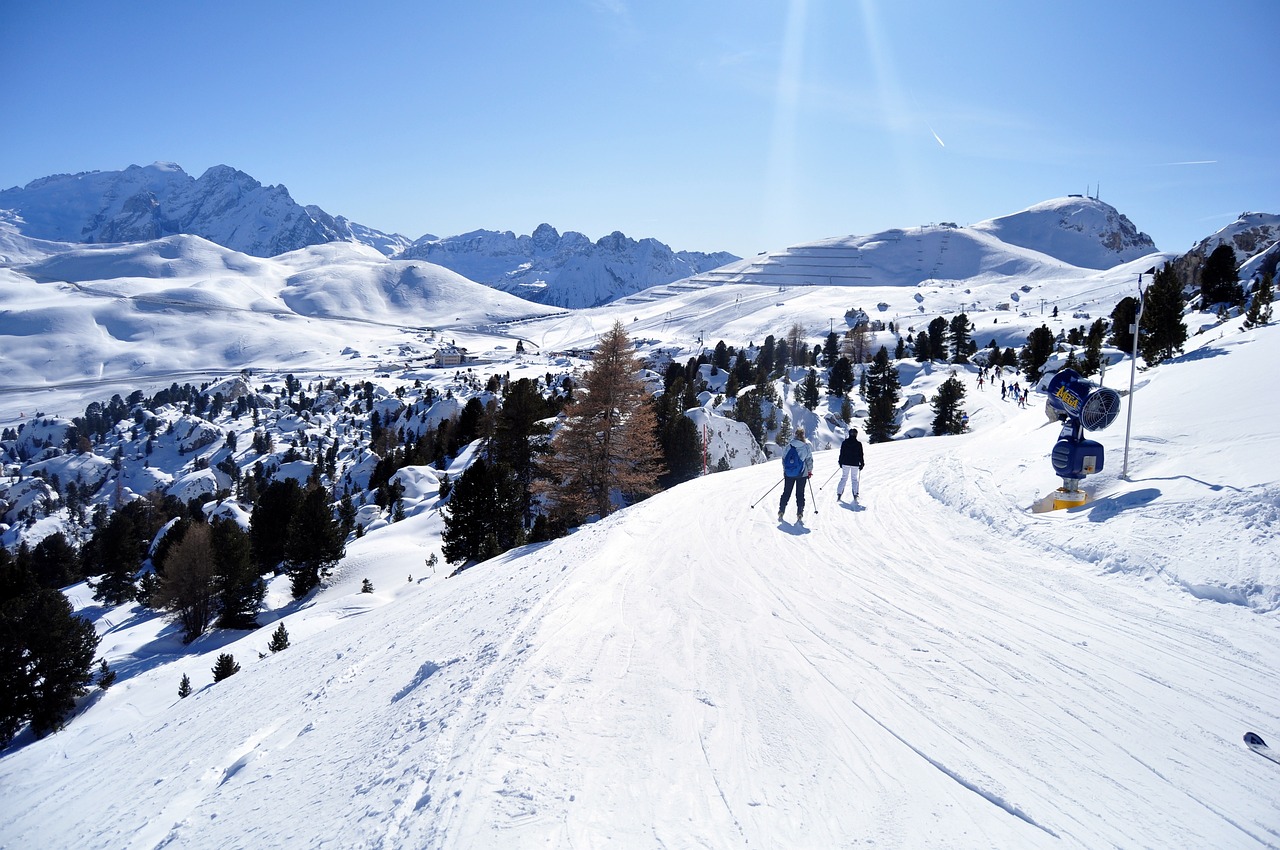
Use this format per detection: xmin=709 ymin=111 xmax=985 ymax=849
xmin=977 ymin=365 xmax=1029 ymax=407
xmin=776 ymin=426 xmax=864 ymax=524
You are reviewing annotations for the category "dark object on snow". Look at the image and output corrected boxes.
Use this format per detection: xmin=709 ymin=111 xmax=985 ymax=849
xmin=1245 ymin=732 xmax=1280 ymax=765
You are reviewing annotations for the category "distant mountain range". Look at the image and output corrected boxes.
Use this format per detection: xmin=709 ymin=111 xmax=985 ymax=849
xmin=399 ymin=224 xmax=739 ymax=309
xmin=3 ymin=163 xmax=1277 ymax=316
xmin=0 ymin=163 xmax=739 ymax=308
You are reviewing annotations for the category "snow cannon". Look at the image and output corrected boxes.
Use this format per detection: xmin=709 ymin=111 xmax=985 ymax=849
xmin=1043 ymin=369 xmax=1122 ymax=509
xmin=1046 ymin=369 xmax=1122 ymax=432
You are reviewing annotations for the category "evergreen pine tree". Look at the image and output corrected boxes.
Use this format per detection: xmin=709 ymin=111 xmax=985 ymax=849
xmin=800 ymin=369 xmax=820 ymax=411
xmin=178 ymin=673 xmax=192 ymax=698
xmin=1080 ymin=319 xmax=1107 ymax=377
xmin=490 ymin=377 xmax=553 ymax=525
xmin=268 ymin=623 xmax=290 ymax=653
xmin=827 ymin=357 xmax=855 ymax=396
xmin=1139 ymin=264 xmax=1188 ymax=365
xmin=284 ymin=487 xmax=346 ymax=598
xmin=1018 ymin=325 xmax=1056 ymax=384
xmin=361 ymin=578 xmax=374 ymax=593
xmin=27 ymin=532 xmax=81 ymax=590
xmin=1109 ymin=297 xmax=1138 ymax=353
xmin=1244 ymin=272 xmax=1274 ymax=328
xmin=757 ymin=335 xmax=776 ymax=377
xmin=442 ymin=458 xmax=527 ymax=564
xmin=96 ymin=658 xmax=116 ymax=691
xmin=823 ymin=332 xmax=840 ymax=365
xmin=0 ymin=577 xmax=100 ymax=745
xmin=85 ymin=504 xmax=148 ymax=605
xmin=211 ymin=517 xmax=262 ymax=630
xmin=211 ymin=653 xmax=240 ymax=682
xmin=712 ymin=340 xmax=730 ymax=370
xmin=927 ymin=317 xmax=948 ymax=361
xmin=948 ymin=313 xmax=973 ymax=362
xmin=735 ymin=387 xmax=765 ymax=445
xmin=864 ymin=346 xmax=901 ymax=443
xmin=1199 ymin=243 xmax=1242 ymax=307
xmin=250 ymin=479 xmax=303 ymax=574
xmin=931 ymin=376 xmax=968 ymax=436
xmin=913 ymin=331 xmax=931 ymax=362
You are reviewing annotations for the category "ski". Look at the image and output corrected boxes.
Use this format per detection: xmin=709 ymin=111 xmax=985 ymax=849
xmin=1244 ymin=732 xmax=1280 ymax=765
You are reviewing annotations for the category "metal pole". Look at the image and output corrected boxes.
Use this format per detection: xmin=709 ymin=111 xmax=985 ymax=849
xmin=750 ymin=477 xmax=784 ymax=508
xmin=1120 ymin=276 xmax=1145 ymax=479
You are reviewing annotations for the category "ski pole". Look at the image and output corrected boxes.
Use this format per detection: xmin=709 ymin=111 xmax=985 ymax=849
xmin=750 ymin=478 xmax=783 ymax=509
xmin=816 ymin=467 xmax=839 ymax=491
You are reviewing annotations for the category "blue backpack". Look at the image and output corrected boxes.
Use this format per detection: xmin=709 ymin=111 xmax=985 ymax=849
xmin=782 ymin=443 xmax=803 ymax=477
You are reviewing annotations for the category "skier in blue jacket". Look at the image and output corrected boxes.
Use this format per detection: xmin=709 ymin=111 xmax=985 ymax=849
xmin=778 ymin=426 xmax=814 ymax=523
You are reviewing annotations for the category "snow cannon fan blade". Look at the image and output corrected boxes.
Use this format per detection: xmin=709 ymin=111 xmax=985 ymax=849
xmin=1046 ymin=369 xmax=1121 ymax=432
xmin=1080 ymin=385 xmax=1121 ymax=432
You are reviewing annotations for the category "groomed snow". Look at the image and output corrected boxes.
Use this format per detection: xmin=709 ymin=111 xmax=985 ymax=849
xmin=1 ymin=317 xmax=1277 ymax=848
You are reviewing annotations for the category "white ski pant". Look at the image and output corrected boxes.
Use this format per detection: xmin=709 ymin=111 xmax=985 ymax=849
xmin=836 ymin=465 xmax=861 ymax=496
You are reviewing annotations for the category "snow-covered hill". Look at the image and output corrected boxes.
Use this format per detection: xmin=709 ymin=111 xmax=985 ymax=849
xmin=0 ymin=226 xmax=560 ymax=398
xmin=968 ymin=196 xmax=1156 ymax=269
xmin=1 ymin=313 xmax=1277 ymax=848
xmin=399 ymin=223 xmax=740 ymax=309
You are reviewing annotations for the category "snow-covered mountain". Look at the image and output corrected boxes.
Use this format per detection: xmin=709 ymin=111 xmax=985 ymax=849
xmin=1172 ymin=211 xmax=1280 ymax=287
xmin=968 ymin=196 xmax=1156 ymax=269
xmin=0 ymin=163 xmax=362 ymax=258
xmin=0 ymin=164 xmax=741 ymax=306
xmin=399 ymin=223 xmax=741 ymax=309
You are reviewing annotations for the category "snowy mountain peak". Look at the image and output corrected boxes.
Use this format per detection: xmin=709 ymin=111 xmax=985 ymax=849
xmin=969 ymin=196 xmax=1157 ymax=269
xmin=0 ymin=163 xmax=340 ymax=257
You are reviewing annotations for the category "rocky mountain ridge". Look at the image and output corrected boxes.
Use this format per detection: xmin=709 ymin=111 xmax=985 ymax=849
xmin=399 ymin=223 xmax=740 ymax=308
xmin=0 ymin=163 xmax=739 ymax=307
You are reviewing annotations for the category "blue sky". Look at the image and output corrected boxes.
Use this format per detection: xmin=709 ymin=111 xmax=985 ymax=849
xmin=2 ymin=0 xmax=1275 ymax=258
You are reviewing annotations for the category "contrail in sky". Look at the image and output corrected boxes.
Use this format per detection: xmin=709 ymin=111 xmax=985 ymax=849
xmin=930 ymin=127 xmax=945 ymax=147
xmin=1163 ymin=160 xmax=1217 ymax=166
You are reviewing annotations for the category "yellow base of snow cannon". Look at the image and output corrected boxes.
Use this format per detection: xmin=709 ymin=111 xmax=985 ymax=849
xmin=1051 ymin=488 xmax=1089 ymax=510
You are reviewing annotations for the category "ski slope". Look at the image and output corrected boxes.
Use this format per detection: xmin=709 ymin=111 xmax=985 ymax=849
xmin=2 ymin=323 xmax=1278 ymax=848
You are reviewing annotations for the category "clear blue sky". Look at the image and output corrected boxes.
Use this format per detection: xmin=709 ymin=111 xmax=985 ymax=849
xmin=2 ymin=0 xmax=1275 ymax=258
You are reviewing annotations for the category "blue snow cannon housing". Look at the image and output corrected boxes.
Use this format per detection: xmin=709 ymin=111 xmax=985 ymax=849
xmin=1052 ymin=437 xmax=1105 ymax=478
xmin=1044 ymin=369 xmax=1122 ymax=486
xmin=1046 ymin=369 xmax=1121 ymax=432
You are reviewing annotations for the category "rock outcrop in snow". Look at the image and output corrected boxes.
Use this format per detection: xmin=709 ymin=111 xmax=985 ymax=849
xmin=1172 ymin=211 xmax=1280 ymax=288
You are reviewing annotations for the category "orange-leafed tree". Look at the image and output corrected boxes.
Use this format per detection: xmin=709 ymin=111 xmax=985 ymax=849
xmin=541 ymin=321 xmax=665 ymax=523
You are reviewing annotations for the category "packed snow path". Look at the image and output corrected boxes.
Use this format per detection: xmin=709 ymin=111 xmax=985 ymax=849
xmin=3 ymin=432 xmax=1278 ymax=849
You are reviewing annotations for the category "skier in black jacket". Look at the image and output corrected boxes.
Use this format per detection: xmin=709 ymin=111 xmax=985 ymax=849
xmin=836 ymin=427 xmax=865 ymax=502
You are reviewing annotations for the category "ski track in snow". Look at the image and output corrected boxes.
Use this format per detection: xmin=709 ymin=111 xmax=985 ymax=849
xmin=3 ymin=309 xmax=1280 ymax=847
